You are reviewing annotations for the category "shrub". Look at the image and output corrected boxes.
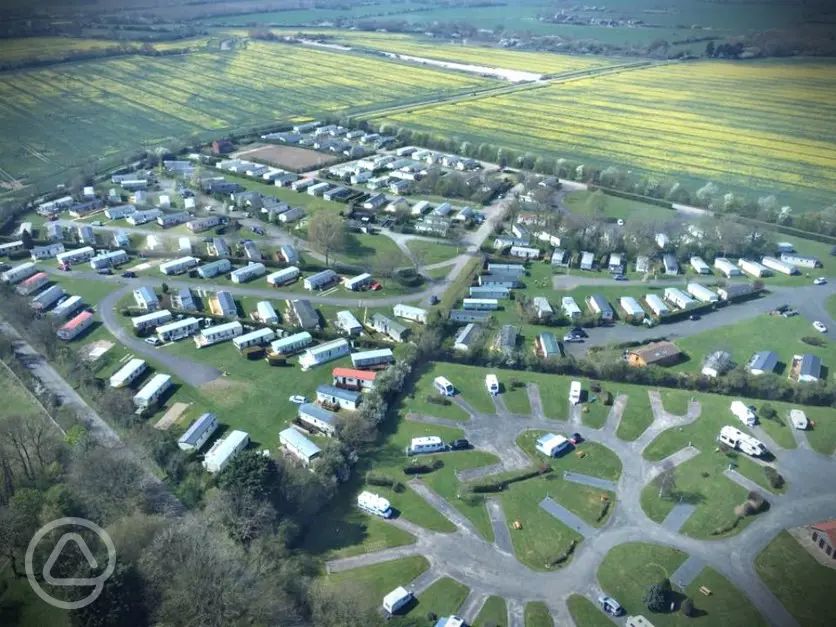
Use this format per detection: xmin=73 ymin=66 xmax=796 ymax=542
xmin=658 ymin=578 xmax=672 ymax=593
xmin=764 ymin=466 xmax=784 ymax=490
xmin=392 ymin=481 xmax=405 ymax=493
xmin=759 ymin=403 xmax=778 ymax=421
xmin=366 ymin=472 xmax=394 ymax=487
xmin=403 ymin=459 xmax=442 ymax=475
xmin=470 ymin=465 xmax=551 ymax=493
xmin=546 ymin=539 xmax=577 ymax=568
xmin=426 ymin=394 xmax=451 ymax=406
xmin=801 ymin=335 xmax=826 ymax=347
xmin=711 ymin=516 xmax=742 ymax=535
xmin=596 ymin=498 xmax=611 ymax=522
xmin=591 ymin=382 xmax=602 ymax=393
xmin=681 ymin=597 xmax=695 ymax=617
xmin=643 ymin=583 xmax=668 ymax=612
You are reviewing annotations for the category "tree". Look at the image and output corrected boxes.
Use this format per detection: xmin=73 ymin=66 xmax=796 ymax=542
xmin=21 ymin=229 xmax=34 ymax=250
xmin=681 ymin=597 xmax=695 ymax=617
xmin=643 ymin=582 xmax=668 ymax=612
xmin=204 ymin=489 xmax=276 ymax=546
xmin=308 ymin=580 xmax=377 ymax=627
xmin=307 ymin=212 xmax=346 ymax=265
xmin=218 ymin=450 xmax=277 ymax=501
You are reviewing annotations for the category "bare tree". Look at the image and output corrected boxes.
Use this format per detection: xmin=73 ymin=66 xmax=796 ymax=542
xmin=307 ymin=212 xmax=346 ymax=266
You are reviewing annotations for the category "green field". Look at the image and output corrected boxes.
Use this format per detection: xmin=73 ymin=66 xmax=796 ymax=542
xmin=566 ymin=594 xmax=611 ymax=627
xmin=755 ymin=530 xmax=836 ymax=627
xmin=406 ymin=239 xmax=462 ymax=267
xmin=564 ymin=190 xmax=676 ymax=222
xmin=474 ymin=595 xmax=507 ymax=627
xmin=373 ymin=58 xmax=836 ymax=208
xmin=524 ymin=601 xmax=553 ymax=627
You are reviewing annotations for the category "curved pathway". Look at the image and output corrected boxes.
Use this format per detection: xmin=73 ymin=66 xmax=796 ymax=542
xmin=329 ymin=386 xmax=836 ymax=627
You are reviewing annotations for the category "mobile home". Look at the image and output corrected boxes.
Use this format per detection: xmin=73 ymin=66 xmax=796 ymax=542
xmin=738 ymin=258 xmax=771 ymax=278
xmin=230 ymin=262 xmax=266 ymax=284
xmin=370 ymin=313 xmax=409 ymax=342
xmin=32 ymin=285 xmax=65 ymax=311
xmin=109 ymin=358 xmax=147 ymax=388
xmin=537 ymin=332 xmax=562 ymax=359
xmin=298 ymin=338 xmax=351 ymax=370
xmin=713 ymin=257 xmax=742 ymax=278
xmin=270 ymin=331 xmax=313 ymax=355
xmin=288 ymin=299 xmax=320 ymax=330
xmin=316 ymin=384 xmax=362 ymax=411
xmin=156 ymin=211 xmax=190 ymax=228
xmin=159 ymin=256 xmax=199 ymax=275
xmin=57 ymin=310 xmax=94 ymax=340
xmin=30 ymin=243 xmax=65 ymax=260
xmin=690 ymin=256 xmax=710 ymax=274
xmin=761 ymin=256 xmax=797 ymax=275
xmin=469 ymin=285 xmax=510 ymax=299
xmin=701 ymin=350 xmax=732 ymax=378
xmin=644 ymin=294 xmax=670 ymax=317
xmin=748 ymin=351 xmax=778 ymax=376
xmin=56 ymin=246 xmax=95 ymax=266
xmin=780 ymin=252 xmax=820 ymax=268
xmin=133 ymin=286 xmax=159 ymax=311
xmin=536 ymin=433 xmax=570 ymax=457
xmin=0 ymin=241 xmax=25 ymax=257
xmin=209 ymin=291 xmax=237 ymax=318
xmin=462 ymin=298 xmax=499 ymax=311
xmin=266 ymin=266 xmax=301 ymax=286
xmin=203 ymin=430 xmax=249 ymax=473
xmin=126 ymin=208 xmax=162 ymax=226
xmin=279 ymin=428 xmax=321 ymax=466
xmin=453 ymin=323 xmax=481 ymax=352
xmin=664 ymin=287 xmax=696 ymax=310
xmin=195 ymin=321 xmax=243 ymax=347
xmin=16 ymin=271 xmax=49 ymax=295
xmin=89 ymin=249 xmax=129 ymax=270
xmin=156 ymin=317 xmax=200 ymax=342
xmin=51 ymin=295 xmax=83 ymax=319
xmin=344 ymin=272 xmax=373 ymax=291
xmin=197 ymin=259 xmax=232 ymax=279
xmin=394 ymin=304 xmax=428 ymax=324
xmin=619 ymin=296 xmax=645 ymax=320
xmin=133 ymin=373 xmax=172 ymax=409
xmin=687 ymin=282 xmax=718 ymax=303
xmin=132 ymin=309 xmax=172 ymax=332
xmin=561 ymin=296 xmax=582 ymax=320
xmin=335 ymin=310 xmax=363 ymax=336
xmin=662 ymin=254 xmax=679 ymax=275
xmin=298 ymin=403 xmax=338 ymax=436
xmin=586 ymin=294 xmax=614 ymax=321
xmin=332 ymin=367 xmax=377 ymax=391
xmin=255 ymin=301 xmax=279 ymax=325
xmin=177 ymin=413 xmax=219 ymax=452
xmin=351 ymin=348 xmax=394 ymax=369
xmin=232 ymin=327 xmax=275 ymax=350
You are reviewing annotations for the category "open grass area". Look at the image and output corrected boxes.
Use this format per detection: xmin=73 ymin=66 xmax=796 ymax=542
xmin=321 ymin=554 xmax=429 ymax=606
xmin=524 ymin=601 xmax=554 ymax=627
xmin=755 ymin=530 xmax=836 ymax=627
xmin=615 ymin=388 xmax=655 ymax=441
xmin=598 ymin=542 xmax=765 ymax=626
xmin=564 ymin=190 xmax=676 ymax=222
xmin=474 ymin=595 xmax=508 ymax=627
xmin=828 ymin=294 xmax=836 ymax=319
xmin=566 ymin=594 xmax=611 ymax=627
xmin=416 ymin=577 xmax=469 ymax=619
xmin=517 ymin=431 xmax=622 ymax=482
xmin=0 ymin=362 xmax=49 ymax=421
xmin=406 ymin=239 xmax=462 ymax=267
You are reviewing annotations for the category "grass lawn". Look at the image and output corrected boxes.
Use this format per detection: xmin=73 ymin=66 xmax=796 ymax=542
xmin=755 ymin=530 xmax=836 ymax=627
xmin=46 ymin=275 xmax=123 ymax=306
xmin=473 ymin=595 xmax=507 ymax=627
xmin=566 ymin=594 xmax=611 ymax=627
xmin=322 ymin=554 xmax=429 ymax=606
xmin=407 ymin=239 xmax=462 ymax=266
xmin=402 ymin=362 xmax=473 ymax=421
xmin=828 ymin=293 xmax=836 ymax=319
xmin=0 ymin=363 xmax=51 ymax=421
xmin=524 ymin=601 xmax=554 ymax=627
xmin=564 ymin=190 xmax=677 ymax=222
xmin=615 ymin=388 xmax=654 ymax=441
xmin=334 ymin=232 xmax=411 ymax=270
xmin=414 ymin=577 xmax=469 ymax=620
xmin=598 ymin=542 xmax=765 ymax=626
xmin=0 ymin=568 xmax=70 ymax=627
xmin=516 ymin=431 xmax=623 ymax=481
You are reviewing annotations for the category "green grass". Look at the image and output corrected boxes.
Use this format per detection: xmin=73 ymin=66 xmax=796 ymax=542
xmin=524 ymin=601 xmax=554 ymax=627
xmin=0 ymin=568 xmax=71 ymax=627
xmin=565 ymin=190 xmax=676 ymax=222
xmin=598 ymin=542 xmax=766 ymax=626
xmin=566 ymin=594 xmax=611 ymax=627
xmin=756 ymin=530 xmax=836 ymax=627
xmin=416 ymin=577 xmax=469 ymax=619
xmin=516 ymin=431 xmax=622 ymax=482
xmin=404 ymin=362 xmax=472 ymax=421
xmin=473 ymin=595 xmax=507 ymax=627
xmin=406 ymin=239 xmax=462 ymax=266
xmin=334 ymin=232 xmax=411 ymax=270
xmin=828 ymin=294 xmax=836 ymax=319
xmin=615 ymin=388 xmax=654 ymax=441
xmin=0 ymin=363 xmax=49 ymax=420
xmin=322 ymin=554 xmax=429 ymax=602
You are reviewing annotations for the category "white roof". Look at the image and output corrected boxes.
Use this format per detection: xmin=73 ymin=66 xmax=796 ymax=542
xmin=411 ymin=436 xmax=442 ymax=447
xmin=157 ymin=316 xmax=199 ymax=334
xmin=383 ymin=586 xmax=411 ymax=607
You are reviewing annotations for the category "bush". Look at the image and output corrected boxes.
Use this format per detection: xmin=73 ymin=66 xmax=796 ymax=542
xmin=546 ymin=539 xmax=577 ymax=568
xmin=470 ymin=465 xmax=550 ymax=493
xmin=760 ymin=403 xmax=778 ymax=421
xmin=643 ymin=583 xmax=669 ymax=612
xmin=801 ymin=335 xmax=826 ymax=347
xmin=403 ymin=459 xmax=443 ymax=475
xmin=426 ymin=394 xmax=451 ymax=406
xmin=658 ymin=578 xmax=672 ymax=593
xmin=681 ymin=597 xmax=695 ymax=617
xmin=764 ymin=466 xmax=784 ymax=490
xmin=392 ymin=481 xmax=405 ymax=493
xmin=366 ymin=472 xmax=395 ymax=487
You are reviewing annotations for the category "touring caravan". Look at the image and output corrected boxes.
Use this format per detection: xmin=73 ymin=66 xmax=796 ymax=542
xmin=719 ymin=426 xmax=767 ymax=458
xmin=569 ymin=381 xmax=582 ymax=405
xmin=433 ymin=376 xmax=455 ymax=397
xmin=485 ymin=374 xmax=499 ymax=396
xmin=407 ymin=436 xmax=445 ymax=455
xmin=357 ymin=491 xmax=392 ymax=518
xmin=730 ymin=400 xmax=757 ymax=427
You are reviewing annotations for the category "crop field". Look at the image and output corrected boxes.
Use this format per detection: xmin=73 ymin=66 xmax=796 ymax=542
xmin=373 ymin=59 xmax=836 ymax=208
xmin=0 ymin=41 xmax=490 ymax=196
xmin=237 ymin=143 xmax=340 ymax=170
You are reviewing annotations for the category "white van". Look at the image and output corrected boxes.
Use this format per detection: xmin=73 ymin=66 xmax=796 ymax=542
xmin=569 ymin=380 xmax=582 ymax=405
xmin=383 ymin=586 xmax=413 ymax=614
xmin=408 ymin=436 xmax=446 ymax=455
xmin=433 ymin=376 xmax=455 ymax=396
xmin=485 ymin=374 xmax=499 ymax=396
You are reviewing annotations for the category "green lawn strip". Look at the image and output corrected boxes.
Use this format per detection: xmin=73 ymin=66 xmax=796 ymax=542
xmin=827 ymin=293 xmax=836 ymax=319
xmin=683 ymin=567 xmax=767 ymax=627
xmin=401 ymin=362 xmax=472 ymax=421
xmin=657 ymin=389 xmax=692 ymax=417
xmin=615 ymin=389 xmax=654 ymax=441
xmin=411 ymin=577 xmax=469 ymax=621
xmin=755 ymin=530 xmax=836 ymax=627
xmin=322 ymin=554 xmax=429 ymax=604
xmin=516 ymin=430 xmax=623 ymax=481
xmin=0 ymin=567 xmax=70 ymax=627
xmin=473 ymin=595 xmax=508 ymax=627
xmin=524 ymin=601 xmax=554 ymax=627
xmin=47 ymin=275 xmax=123 ymax=305
xmin=1 ymin=363 xmax=53 ymax=420
xmin=806 ymin=412 xmax=836 ymax=456
xmin=335 ymin=232 xmax=411 ymax=269
xmin=566 ymin=594 xmax=612 ymax=627
xmin=407 ymin=239 xmax=462 ymax=266
xmin=564 ymin=190 xmax=676 ymax=222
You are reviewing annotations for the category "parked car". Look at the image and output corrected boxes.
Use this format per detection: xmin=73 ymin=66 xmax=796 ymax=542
xmin=813 ymin=277 xmax=827 ymax=285
xmin=688 ymin=314 xmax=700 ymax=321
xmin=598 ymin=596 xmax=623 ymax=616
xmin=144 ymin=337 xmax=161 ymax=346
xmin=448 ymin=439 xmax=470 ymax=450
xmin=121 ymin=271 xmax=137 ymax=278
xmin=570 ymin=327 xmax=588 ymax=338
xmin=97 ymin=268 xmax=112 ymax=276
xmin=370 ymin=281 xmax=382 ymax=291
xmin=613 ymin=274 xmax=628 ymax=281
xmin=570 ymin=432 xmax=583 ymax=444
xmin=563 ymin=335 xmax=584 ymax=343
xmin=813 ymin=321 xmax=828 ymax=333
xmin=288 ymin=395 xmax=307 ymax=404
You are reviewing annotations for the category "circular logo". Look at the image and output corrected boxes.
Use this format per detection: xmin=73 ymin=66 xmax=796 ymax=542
xmin=25 ymin=517 xmax=117 ymax=610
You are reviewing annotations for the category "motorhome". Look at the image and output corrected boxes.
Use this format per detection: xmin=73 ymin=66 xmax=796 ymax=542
xmin=719 ymin=426 xmax=767 ymax=458
xmin=357 ymin=491 xmax=393 ymax=518
xmin=382 ymin=587 xmax=413 ymax=615
xmin=485 ymin=374 xmax=499 ymax=396
xmin=433 ymin=376 xmax=455 ymax=396
xmin=569 ymin=381 xmax=582 ymax=405
xmin=730 ymin=400 xmax=757 ymax=427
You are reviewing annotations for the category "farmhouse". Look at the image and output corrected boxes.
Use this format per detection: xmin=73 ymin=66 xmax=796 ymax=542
xmin=702 ymin=350 xmax=733 ymax=378
xmin=30 ymin=243 xmax=65 ymax=260
xmin=232 ymin=327 xmax=275 ymax=351
xmin=713 ymin=257 xmax=742 ymax=278
xmin=748 ymin=351 xmax=778 ymax=376
xmin=89 ymin=249 xmax=129 ymax=270
xmin=133 ymin=374 xmax=172 ymax=410
xmin=159 ymin=256 xmax=199 ymax=275
xmin=662 ymin=253 xmax=679 ymax=275
xmin=351 ymin=348 xmax=394 ymax=369
xmin=449 ymin=309 xmax=492 ymax=323
xmin=344 ymin=272 xmax=373 ymax=291
xmin=579 ymin=251 xmax=595 ymax=270
xmin=126 ymin=209 xmax=162 ymax=226
xmin=453 ymin=323 xmax=481 ymax=352
xmin=761 ymin=256 xmax=798 ymax=275
xmin=157 ymin=211 xmax=190 ymax=228
xmin=279 ymin=428 xmax=321 ymax=466
xmin=56 ymin=246 xmax=95 ymax=266
xmin=299 ymin=338 xmax=351 ymax=370
xmin=198 ymin=258 xmax=232 ymax=279
xmin=203 ymin=430 xmax=249 ymax=474
xmin=687 ymin=282 xmax=718 ymax=303
xmin=807 ymin=521 xmax=836 ymax=561
xmin=2 ymin=262 xmax=37 ymax=284
xmin=333 ymin=367 xmax=377 ymax=391
xmin=532 ymin=296 xmax=553 ymax=320
xmin=254 ymin=301 xmax=279 ymax=325
xmin=178 ymin=413 xmax=219 ymax=452
xmin=157 ymin=317 xmax=200 ymax=342
xmin=370 ymin=313 xmax=409 ymax=342
xmin=586 ymin=294 xmax=614 ymax=321
xmin=738 ymin=258 xmax=771 ymax=278
xmin=304 ymin=269 xmax=339 ymax=291
xmin=32 ymin=285 xmax=65 ymax=311
xmin=171 ymin=288 xmax=197 ymax=312
xmin=780 ymin=252 xmax=821 ymax=268
xmin=196 ymin=321 xmax=243 ymax=348
xmin=561 ymin=296 xmax=582 ymax=320
xmin=493 ymin=324 xmax=518 ymax=356
xmin=394 ymin=304 xmax=428 ymax=324
xmin=462 ymin=298 xmax=499 ymax=311
xmin=664 ymin=287 xmax=696 ymax=310
xmin=109 ymin=358 xmax=147 ymax=389
xmin=16 ymin=272 xmax=49 ymax=296
xmin=717 ymin=283 xmax=755 ymax=301
xmin=316 ymin=384 xmax=362 ymax=411
xmin=51 ymin=295 xmax=83 ymax=319
xmin=690 ymin=256 xmax=711 ymax=274
xmin=627 ymin=341 xmax=683 ymax=367
xmin=57 ymin=310 xmax=94 ymax=340
xmin=619 ymin=296 xmax=645 ymax=320
xmin=298 ymin=403 xmax=338 ymax=436
xmin=230 ymin=262 xmax=266 ymax=284
xmin=536 ymin=332 xmax=562 ymax=359
xmin=270 ymin=331 xmax=313 ymax=355
xmin=132 ymin=309 xmax=172 ymax=332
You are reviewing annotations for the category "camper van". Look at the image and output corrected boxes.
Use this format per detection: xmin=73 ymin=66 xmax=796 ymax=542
xmin=730 ymin=400 xmax=757 ymax=427
xmin=407 ymin=436 xmax=446 ymax=456
xmin=485 ymin=374 xmax=499 ymax=396
xmin=382 ymin=587 xmax=413 ymax=615
xmin=569 ymin=381 xmax=582 ymax=405
xmin=433 ymin=376 xmax=455 ymax=397
xmin=718 ymin=425 xmax=768 ymax=458
xmin=357 ymin=491 xmax=392 ymax=518
xmin=789 ymin=409 xmax=808 ymax=430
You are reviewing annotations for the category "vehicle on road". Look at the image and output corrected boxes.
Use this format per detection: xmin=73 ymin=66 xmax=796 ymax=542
xmin=813 ymin=277 xmax=827 ymax=285
xmin=121 ymin=271 xmax=137 ymax=278
xmin=289 ymin=395 xmax=307 ymax=404
xmin=563 ymin=335 xmax=584 ymax=343
xmin=570 ymin=327 xmax=588 ymax=338
xmin=144 ymin=337 xmax=161 ymax=346
xmin=598 ymin=596 xmax=623 ymax=616
xmin=688 ymin=314 xmax=701 ymax=321
xmin=813 ymin=320 xmax=828 ymax=333
xmin=91 ymin=220 xmax=103 ymax=226
xmin=97 ymin=268 xmax=112 ymax=275
xmin=781 ymin=309 xmax=798 ymax=317
xmin=613 ymin=274 xmax=628 ymax=281
xmin=449 ymin=439 xmax=470 ymax=450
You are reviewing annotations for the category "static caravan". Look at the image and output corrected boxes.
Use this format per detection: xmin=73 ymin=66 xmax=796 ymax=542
xmin=232 ymin=327 xmax=275 ymax=351
xmin=270 ymin=331 xmax=313 ymax=355
xmin=586 ymin=294 xmax=614 ymax=321
xmin=159 ymin=256 xmax=199 ymax=276
xmin=738 ymin=258 xmax=771 ymax=278
xmin=89 ymin=249 xmax=129 ymax=270
xmin=298 ymin=403 xmax=338 ymax=436
xmin=357 ymin=491 xmax=392 ymax=519
xmin=449 ymin=309 xmax=492 ymax=323
xmin=433 ymin=376 xmax=455 ymax=396
xmin=382 ymin=587 xmax=412 ymax=615
xmin=761 ymin=256 xmax=797 ymax=275
xmin=509 ymin=245 xmax=540 ymax=259
xmin=635 ymin=255 xmax=650 ymax=274
xmin=469 ymin=286 xmax=510 ymax=299
xmin=109 ymin=358 xmax=147 ymax=388
xmin=453 ymin=323 xmax=481 ymax=352
xmin=408 ymin=436 xmax=445 ymax=455
xmin=316 ymin=384 xmax=362 ymax=411
xmin=255 ymin=301 xmax=279 ymax=325
xmin=619 ymin=296 xmax=645 ymax=320
xmin=701 ymin=350 xmax=732 ymax=378
xmin=570 ymin=381 xmax=582 ymax=405
xmin=230 ymin=263 xmax=266 ymax=284
xmin=195 ymin=321 xmax=243 ymax=348
xmin=197 ymin=259 xmax=232 ymax=279
xmin=717 ymin=283 xmax=755 ymax=301
xmin=51 ymin=295 xmax=83 ymax=319
xmin=485 ymin=373 xmax=499 ymax=396
xmin=243 ymin=241 xmax=261 ymax=261
xmin=279 ymin=428 xmax=321 ymax=466
xmin=267 ymin=266 xmax=301 ymax=286
xmin=537 ymin=332 xmax=562 ymax=359
xmin=687 ymin=282 xmax=718 ymax=303
xmin=561 ymin=296 xmax=582 ymax=320
xmin=76 ymin=225 xmax=95 ymax=244
xmin=105 ymin=204 xmax=136 ymax=220
xmin=132 ymin=309 xmax=172 ymax=332
xmin=748 ymin=351 xmax=778 ymax=376
xmin=177 ymin=413 xmax=219 ymax=452
xmin=713 ymin=257 xmax=741 ymax=278
xmin=394 ymin=304 xmax=428 ymax=324
xmin=370 ymin=313 xmax=409 ymax=342
xmin=45 ymin=223 xmax=63 ymax=241
xmin=32 ymin=285 xmax=65 ymax=311
xmin=344 ymin=272 xmax=373 ymax=291
xmin=690 ymin=256 xmax=711 ymax=274
xmin=126 ymin=209 xmax=162 ymax=226
xmin=462 ymin=298 xmax=499 ymax=311
xmin=203 ymin=430 xmax=249 ymax=473
xmin=579 ymin=251 xmax=595 ymax=271
xmin=298 ymin=338 xmax=351 ymax=370
xmin=156 ymin=211 xmax=190 ymax=228
xmin=209 ymin=291 xmax=237 ymax=318
xmin=304 ymin=269 xmax=339 ymax=291
xmin=16 ymin=272 xmax=49 ymax=296
xmin=789 ymin=409 xmax=808 ymax=430
xmin=663 ymin=287 xmax=696 ymax=310
xmin=608 ymin=253 xmax=624 ymax=274
xmin=208 ymin=237 xmax=229 ymax=257
xmin=288 ymin=299 xmax=320 ymax=330
xmin=351 ymin=348 xmax=394 ymax=369
xmin=478 ymin=272 xmax=522 ymax=289
xmin=57 ymin=310 xmax=94 ymax=340
xmin=796 ymin=353 xmax=822 ymax=383
xmin=551 ymin=248 xmax=569 ymax=267
xmin=133 ymin=373 xmax=172 ymax=409
xmin=780 ymin=252 xmax=821 ymax=269
xmin=536 ymin=433 xmax=570 ymax=457
xmin=186 ymin=216 xmax=222 ymax=233
xmin=171 ymin=288 xmax=196 ymax=312
xmin=487 ymin=263 xmax=525 ymax=276
xmin=644 ymin=294 xmax=670 ymax=317
xmin=156 ymin=317 xmax=200 ymax=342
xmin=0 ymin=241 xmax=25 ymax=257
xmin=335 ymin=310 xmax=363 ymax=336
xmin=332 ymin=367 xmax=377 ymax=391
xmin=532 ymin=296 xmax=553 ymax=320
xmin=307 ymin=181 xmax=331 ymax=197
xmin=662 ymin=254 xmax=679 ymax=275
xmin=30 ymin=243 xmax=65 ymax=260
xmin=133 ymin=286 xmax=159 ymax=311
xmin=279 ymin=244 xmax=299 ymax=264
xmin=719 ymin=426 xmax=767 ymax=458
xmin=56 ymin=246 xmax=95 ymax=266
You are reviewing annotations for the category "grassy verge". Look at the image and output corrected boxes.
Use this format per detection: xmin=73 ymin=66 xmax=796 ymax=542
xmin=566 ymin=594 xmax=611 ymax=627
xmin=474 ymin=595 xmax=507 ymax=627
xmin=417 ymin=577 xmax=469 ymax=619
xmin=524 ymin=601 xmax=553 ymax=627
